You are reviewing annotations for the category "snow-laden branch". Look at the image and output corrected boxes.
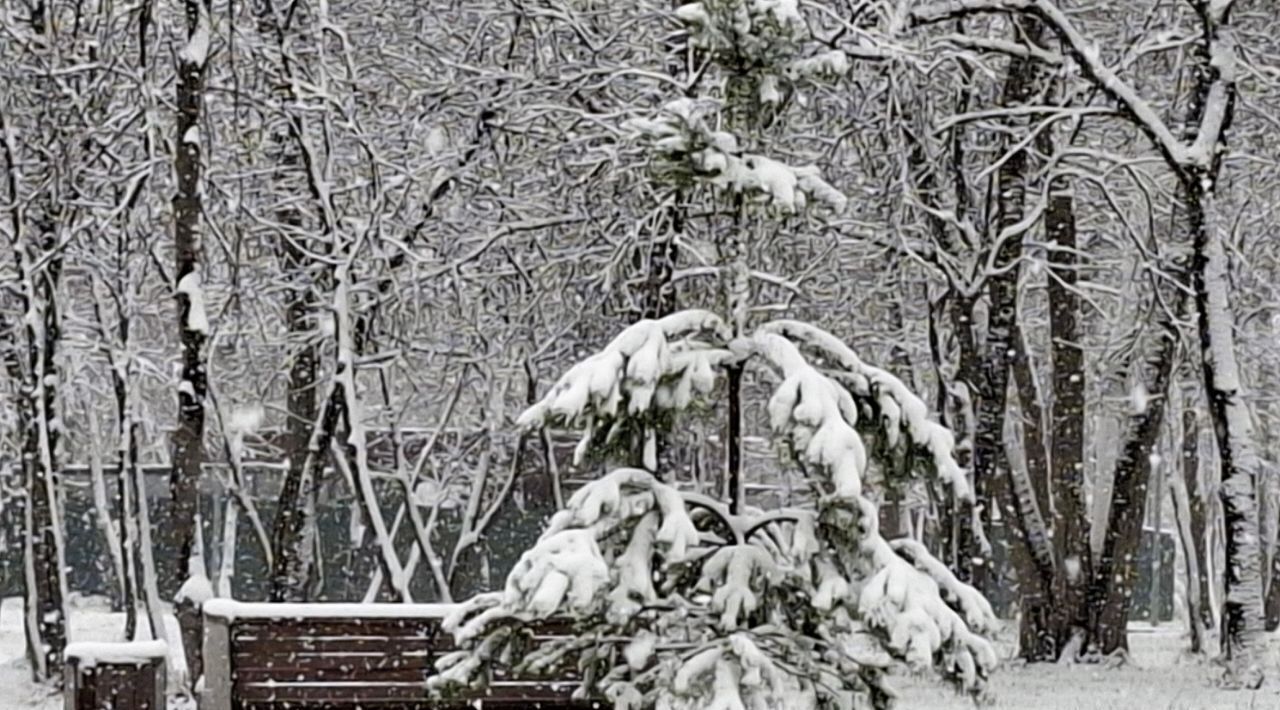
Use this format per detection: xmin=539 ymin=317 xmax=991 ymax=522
xmin=623 ymin=99 xmax=848 ymax=213
xmin=517 ymin=310 xmax=734 ymax=468
xmin=757 ymin=320 xmax=972 ymax=500
xmin=907 ymin=0 xmax=1238 ymax=172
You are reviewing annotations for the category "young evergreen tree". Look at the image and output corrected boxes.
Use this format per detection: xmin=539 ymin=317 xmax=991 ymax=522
xmin=432 ymin=3 xmax=995 ymax=708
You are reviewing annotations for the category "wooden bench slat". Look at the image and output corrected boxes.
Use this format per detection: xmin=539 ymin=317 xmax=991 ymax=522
xmin=233 ymin=667 xmax=430 ymax=683
xmin=232 ymin=652 xmax=435 ymax=672
xmin=233 ymin=620 xmax=442 ymax=636
xmin=233 ymin=638 xmax=442 ymax=655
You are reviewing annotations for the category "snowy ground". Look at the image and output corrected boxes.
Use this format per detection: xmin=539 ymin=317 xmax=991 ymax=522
xmin=0 ymin=596 xmax=189 ymax=710
xmin=2 ymin=597 xmax=1278 ymax=709
xmin=896 ymin=625 xmax=1280 ymax=709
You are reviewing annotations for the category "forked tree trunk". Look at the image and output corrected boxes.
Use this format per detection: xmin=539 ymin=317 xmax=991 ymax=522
xmin=22 ymin=258 xmax=69 ymax=681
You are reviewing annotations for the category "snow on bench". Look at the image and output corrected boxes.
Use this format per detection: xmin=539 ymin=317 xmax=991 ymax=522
xmin=200 ymin=600 xmax=602 ymax=710
xmin=65 ymin=641 xmax=167 ymax=710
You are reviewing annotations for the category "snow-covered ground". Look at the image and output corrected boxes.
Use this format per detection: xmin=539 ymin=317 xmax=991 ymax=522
xmin=896 ymin=625 xmax=1280 ymax=709
xmin=0 ymin=596 xmax=189 ymax=710
xmin=1 ymin=596 xmax=1277 ymax=709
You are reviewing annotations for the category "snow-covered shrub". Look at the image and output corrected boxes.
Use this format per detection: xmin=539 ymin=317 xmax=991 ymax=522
xmin=430 ymin=311 xmax=997 ymax=709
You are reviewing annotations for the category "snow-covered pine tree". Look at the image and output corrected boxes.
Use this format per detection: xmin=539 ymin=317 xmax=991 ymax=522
xmin=432 ymin=3 xmax=995 ymax=709
xmin=430 ymin=312 xmax=996 ymax=708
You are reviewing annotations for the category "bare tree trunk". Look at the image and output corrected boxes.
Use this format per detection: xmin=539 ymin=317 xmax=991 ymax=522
xmin=1 ymin=47 xmax=67 ymax=686
xmin=168 ymin=3 xmax=212 ymax=689
xmin=271 ymin=386 xmax=340 ymax=601
xmin=1181 ymin=392 xmax=1213 ymax=634
xmin=21 ymin=212 xmax=69 ymax=683
xmin=1267 ymin=501 xmax=1280 ymax=629
xmin=1149 ymin=447 xmax=1166 ymax=626
xmin=168 ymin=0 xmax=211 ymax=599
xmin=1170 ymin=392 xmax=1206 ymax=653
xmin=1192 ymin=189 xmax=1265 ymax=687
xmin=1042 ymin=166 xmax=1091 ymax=658
xmin=1009 ymin=321 xmax=1056 ymax=660
xmin=982 ymin=17 xmax=1053 ymax=646
xmin=1088 ymin=309 xmax=1181 ymax=654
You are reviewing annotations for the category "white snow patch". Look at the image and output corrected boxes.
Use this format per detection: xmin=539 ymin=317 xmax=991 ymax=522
xmin=178 ymin=10 xmax=211 ymax=65
xmin=202 ymin=599 xmax=460 ymax=621
xmin=65 ymin=640 xmax=168 ymax=667
xmin=175 ymin=271 xmax=209 ymax=334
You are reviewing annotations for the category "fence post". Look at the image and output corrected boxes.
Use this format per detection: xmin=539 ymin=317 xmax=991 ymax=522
xmin=200 ymin=613 xmax=232 ymax=710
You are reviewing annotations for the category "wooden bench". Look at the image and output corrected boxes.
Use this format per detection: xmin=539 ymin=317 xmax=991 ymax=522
xmin=64 ymin=641 xmax=167 ymax=710
xmin=200 ymin=600 xmax=602 ymax=710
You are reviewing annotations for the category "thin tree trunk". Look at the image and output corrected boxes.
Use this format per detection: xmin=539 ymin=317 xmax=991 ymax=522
xmin=270 ymin=386 xmax=340 ymax=601
xmin=21 ymin=222 xmax=69 ymax=683
xmin=1170 ymin=394 xmax=1206 ymax=653
xmin=86 ymin=414 xmax=126 ymax=611
xmin=1149 ymin=448 xmax=1166 ymax=626
xmin=168 ymin=0 xmax=211 ymax=599
xmin=1266 ymin=502 xmax=1280 ymax=629
xmin=1182 ymin=393 xmax=1213 ymax=634
xmin=1009 ymin=321 xmax=1056 ymax=660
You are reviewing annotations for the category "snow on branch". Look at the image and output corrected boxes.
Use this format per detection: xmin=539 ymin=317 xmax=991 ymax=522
xmin=178 ymin=3 xmax=212 ymax=66
xmin=517 ymin=310 xmax=734 ymax=468
xmin=859 ymin=537 xmax=998 ymax=690
xmin=623 ymin=99 xmax=848 ymax=213
xmin=758 ymin=320 xmax=972 ymax=501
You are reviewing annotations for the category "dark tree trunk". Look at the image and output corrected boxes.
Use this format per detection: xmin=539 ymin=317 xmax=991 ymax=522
xmin=1182 ymin=396 xmax=1213 ymax=633
xmin=1266 ymin=505 xmax=1280 ymax=630
xmin=1009 ymin=322 xmax=1056 ymax=660
xmin=269 ymin=242 xmax=321 ymax=601
xmin=271 ymin=386 xmax=341 ymax=601
xmin=977 ymin=15 xmax=1046 ymax=612
xmin=22 ymin=223 xmax=68 ymax=682
xmin=947 ymin=294 xmax=982 ymax=581
xmin=168 ymin=0 xmax=211 ymax=600
xmin=726 ymin=365 xmax=743 ymax=515
xmin=1043 ymin=168 xmax=1091 ymax=657
xmin=168 ymin=5 xmax=212 ymax=689
xmin=1087 ymin=311 xmax=1180 ymax=654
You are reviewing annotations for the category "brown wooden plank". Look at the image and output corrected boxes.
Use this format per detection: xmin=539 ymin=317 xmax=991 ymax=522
xmin=233 ymin=666 xmax=429 ymax=684
xmin=233 ymin=636 xmax=442 ymax=654
xmin=234 ymin=681 xmax=432 ymax=701
xmin=233 ymin=619 xmax=443 ymax=637
xmin=232 ymin=652 xmax=435 ymax=674
xmin=234 ymin=680 xmax=587 ymax=701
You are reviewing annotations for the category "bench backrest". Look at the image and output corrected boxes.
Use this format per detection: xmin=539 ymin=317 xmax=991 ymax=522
xmin=201 ymin=601 xmax=601 ymax=710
